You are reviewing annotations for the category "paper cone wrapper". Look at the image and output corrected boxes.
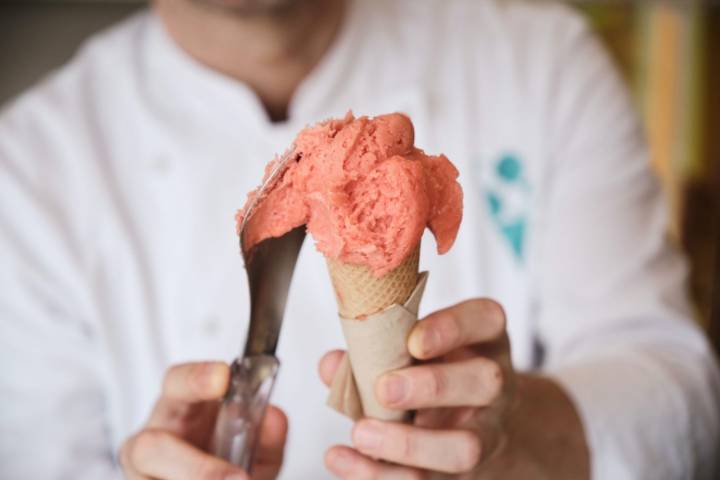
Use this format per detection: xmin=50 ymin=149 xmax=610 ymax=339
xmin=326 ymin=245 xmax=428 ymax=421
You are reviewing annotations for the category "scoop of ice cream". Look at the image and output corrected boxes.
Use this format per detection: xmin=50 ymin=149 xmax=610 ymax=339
xmin=238 ymin=112 xmax=463 ymax=277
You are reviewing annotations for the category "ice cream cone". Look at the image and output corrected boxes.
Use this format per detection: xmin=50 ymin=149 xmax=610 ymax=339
xmin=326 ymin=244 xmax=426 ymax=421
xmin=234 ymin=113 xmax=462 ymax=422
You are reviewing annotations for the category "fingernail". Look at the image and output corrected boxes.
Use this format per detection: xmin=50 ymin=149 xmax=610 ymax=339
xmin=411 ymin=325 xmax=438 ymax=358
xmin=197 ymin=362 xmax=224 ymax=392
xmin=408 ymin=327 xmax=426 ymax=358
xmin=193 ymin=363 xmax=212 ymax=388
xmin=380 ymin=373 xmax=407 ymax=405
xmin=354 ymin=421 xmax=382 ymax=451
xmin=328 ymin=449 xmax=353 ymax=473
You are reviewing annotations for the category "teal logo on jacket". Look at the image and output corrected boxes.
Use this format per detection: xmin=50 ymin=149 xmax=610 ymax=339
xmin=475 ymin=153 xmax=529 ymax=261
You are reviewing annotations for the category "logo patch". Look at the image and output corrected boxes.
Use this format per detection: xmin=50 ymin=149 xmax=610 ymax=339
xmin=473 ymin=152 xmax=530 ymax=262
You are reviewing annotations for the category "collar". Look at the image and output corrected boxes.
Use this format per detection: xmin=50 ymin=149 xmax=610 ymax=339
xmin=140 ymin=1 xmax=363 ymax=141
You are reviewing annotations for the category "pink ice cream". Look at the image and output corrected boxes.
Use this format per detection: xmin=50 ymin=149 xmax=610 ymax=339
xmin=237 ymin=112 xmax=463 ymax=277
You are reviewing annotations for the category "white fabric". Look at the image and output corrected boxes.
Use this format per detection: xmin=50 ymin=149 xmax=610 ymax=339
xmin=1 ymin=1 xmax=718 ymax=479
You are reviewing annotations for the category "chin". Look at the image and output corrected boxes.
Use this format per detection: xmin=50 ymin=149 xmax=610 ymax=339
xmin=190 ymin=0 xmax=309 ymax=14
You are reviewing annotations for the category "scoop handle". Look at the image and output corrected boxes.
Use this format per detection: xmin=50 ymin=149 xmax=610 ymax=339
xmin=211 ymin=355 xmax=280 ymax=471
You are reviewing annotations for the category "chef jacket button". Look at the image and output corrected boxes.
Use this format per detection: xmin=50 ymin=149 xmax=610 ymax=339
xmin=150 ymin=155 xmax=171 ymax=173
xmin=203 ymin=315 xmax=221 ymax=335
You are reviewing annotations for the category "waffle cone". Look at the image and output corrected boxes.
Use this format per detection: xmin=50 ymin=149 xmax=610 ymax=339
xmin=326 ymin=244 xmax=426 ymax=421
xmin=327 ymin=245 xmax=420 ymax=319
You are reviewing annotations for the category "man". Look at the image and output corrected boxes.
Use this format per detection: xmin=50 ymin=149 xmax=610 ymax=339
xmin=1 ymin=0 xmax=718 ymax=478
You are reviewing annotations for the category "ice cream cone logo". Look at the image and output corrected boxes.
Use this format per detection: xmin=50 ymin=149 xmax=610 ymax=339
xmin=473 ymin=152 xmax=530 ymax=262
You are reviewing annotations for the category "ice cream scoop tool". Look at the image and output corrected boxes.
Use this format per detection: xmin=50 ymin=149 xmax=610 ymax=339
xmin=211 ymin=149 xmax=305 ymax=471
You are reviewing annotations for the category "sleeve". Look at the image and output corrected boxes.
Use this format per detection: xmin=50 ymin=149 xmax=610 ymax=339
xmin=531 ymin=12 xmax=720 ymax=480
xmin=0 ymin=102 xmax=122 ymax=479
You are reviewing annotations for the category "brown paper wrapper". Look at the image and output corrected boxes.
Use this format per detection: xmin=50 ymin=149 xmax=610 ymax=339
xmin=327 ymin=272 xmax=428 ymax=421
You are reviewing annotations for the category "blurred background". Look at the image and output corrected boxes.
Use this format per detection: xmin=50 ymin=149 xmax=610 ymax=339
xmin=1 ymin=0 xmax=718 ymax=351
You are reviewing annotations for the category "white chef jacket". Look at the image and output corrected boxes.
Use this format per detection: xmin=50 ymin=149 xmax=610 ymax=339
xmin=1 ymin=1 xmax=718 ymax=479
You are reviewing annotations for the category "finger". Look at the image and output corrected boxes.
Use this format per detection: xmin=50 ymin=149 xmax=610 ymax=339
xmin=148 ymin=361 xmax=230 ymax=428
xmin=124 ymin=429 xmax=248 ymax=480
xmin=351 ymin=419 xmax=481 ymax=474
xmin=376 ymin=357 xmax=503 ymax=409
xmin=409 ymin=299 xmax=506 ymax=359
xmin=414 ymin=407 xmax=475 ymax=429
xmin=325 ymin=445 xmax=425 ymax=480
xmin=412 ymin=409 xmax=506 ymax=464
xmin=319 ymin=349 xmax=346 ymax=387
xmin=252 ymin=406 xmax=289 ymax=480
xmin=162 ymin=361 xmax=230 ymax=403
xmin=118 ymin=441 xmax=151 ymax=480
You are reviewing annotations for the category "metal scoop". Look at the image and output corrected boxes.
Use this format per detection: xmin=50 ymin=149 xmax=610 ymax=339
xmin=211 ymin=148 xmax=305 ymax=471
